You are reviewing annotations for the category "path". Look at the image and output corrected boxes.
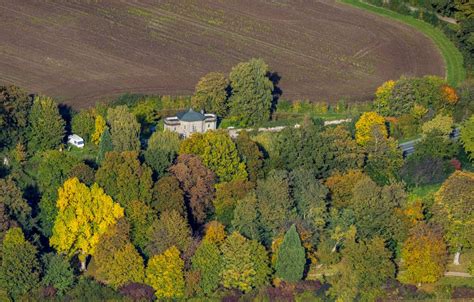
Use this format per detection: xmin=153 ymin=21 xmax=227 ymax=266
xmin=445 ymin=271 xmax=473 ymax=278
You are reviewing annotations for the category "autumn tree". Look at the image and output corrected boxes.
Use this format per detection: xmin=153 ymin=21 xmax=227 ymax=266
xmin=235 ymin=131 xmax=264 ymax=182
xmin=228 ymin=58 xmax=274 ymax=126
xmin=170 ymin=154 xmax=216 ymax=224
xmin=151 ymin=176 xmax=186 ymax=216
xmin=374 ymin=80 xmax=395 ymax=115
xmin=50 ymin=178 xmax=124 ymax=270
xmin=355 ymin=111 xmax=387 ymax=146
xmin=91 ymin=114 xmax=106 ymax=145
xmin=95 ymin=151 xmax=153 ymax=207
xmin=144 ymin=130 xmax=180 ymax=176
xmin=146 ymin=246 xmax=185 ymax=300
xmin=275 ymin=225 xmax=306 ymax=282
xmin=27 ymin=96 xmax=65 ymax=152
xmin=329 ymin=236 xmax=395 ymax=302
xmin=321 ymin=125 xmax=365 ymax=173
xmin=0 ymin=85 xmax=32 ymax=149
xmin=460 ymin=114 xmax=474 ymax=160
xmin=0 ymin=227 xmax=40 ymax=299
xmin=0 ymin=177 xmax=32 ymax=231
xmin=69 ymin=162 xmax=95 ymax=186
xmin=399 ymin=223 xmax=447 ymax=285
xmin=325 ymin=170 xmax=370 ymax=209
xmin=433 ymin=171 xmax=474 ymax=265
xmin=145 ymin=210 xmax=192 ymax=257
xmin=220 ymin=232 xmax=270 ymax=292
xmin=422 ymin=114 xmax=454 ymax=136
xmin=71 ymin=109 xmax=95 ymax=142
xmin=107 ymin=105 xmax=140 ymax=152
xmin=257 ymin=170 xmax=294 ymax=243
xmin=88 ymin=219 xmax=145 ymax=289
xmin=97 ymin=126 xmax=113 ymax=163
xmin=203 ymin=220 xmax=226 ymax=244
xmin=191 ymin=72 xmax=229 ymax=116
xmin=191 ymin=241 xmax=222 ymax=295
xmin=180 ymin=131 xmax=247 ymax=182
xmin=212 ymin=179 xmax=254 ymax=227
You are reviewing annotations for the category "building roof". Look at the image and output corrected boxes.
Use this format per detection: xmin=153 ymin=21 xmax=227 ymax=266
xmin=68 ymin=134 xmax=84 ymax=141
xmin=176 ymin=108 xmax=206 ymax=122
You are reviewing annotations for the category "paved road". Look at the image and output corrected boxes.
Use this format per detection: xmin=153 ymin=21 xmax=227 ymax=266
xmin=444 ymin=271 xmax=473 ymax=278
xmin=399 ymin=128 xmax=460 ymax=157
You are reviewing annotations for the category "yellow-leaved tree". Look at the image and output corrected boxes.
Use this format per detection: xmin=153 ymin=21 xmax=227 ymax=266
xmin=355 ymin=111 xmax=387 ymax=146
xmin=374 ymin=80 xmax=395 ymax=115
xmin=146 ymin=246 xmax=185 ymax=299
xmin=399 ymin=223 xmax=447 ymax=285
xmin=203 ymin=220 xmax=226 ymax=244
xmin=91 ymin=115 xmax=106 ymax=145
xmin=50 ymin=178 xmax=124 ymax=270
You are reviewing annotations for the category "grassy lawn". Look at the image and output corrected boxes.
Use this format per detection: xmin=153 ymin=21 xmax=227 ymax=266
xmin=447 ymin=250 xmax=474 ymax=273
xmin=339 ymin=0 xmax=466 ymax=87
xmin=407 ymin=183 xmax=441 ymax=202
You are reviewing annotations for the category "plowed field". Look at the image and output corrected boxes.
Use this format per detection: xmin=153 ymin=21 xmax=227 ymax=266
xmin=0 ymin=0 xmax=445 ymax=107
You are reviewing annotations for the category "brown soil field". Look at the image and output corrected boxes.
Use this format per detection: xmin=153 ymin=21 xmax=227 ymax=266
xmin=0 ymin=0 xmax=444 ymax=108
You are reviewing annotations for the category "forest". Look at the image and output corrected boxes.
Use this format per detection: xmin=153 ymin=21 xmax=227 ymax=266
xmin=0 ymin=58 xmax=473 ymax=301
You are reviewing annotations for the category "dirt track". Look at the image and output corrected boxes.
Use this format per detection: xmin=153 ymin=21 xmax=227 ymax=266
xmin=0 ymin=0 xmax=444 ymax=108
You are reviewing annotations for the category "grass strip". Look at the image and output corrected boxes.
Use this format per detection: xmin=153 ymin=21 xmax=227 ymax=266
xmin=339 ymin=0 xmax=466 ymax=86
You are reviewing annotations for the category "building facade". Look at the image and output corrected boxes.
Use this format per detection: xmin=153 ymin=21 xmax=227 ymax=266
xmin=164 ymin=109 xmax=217 ymax=138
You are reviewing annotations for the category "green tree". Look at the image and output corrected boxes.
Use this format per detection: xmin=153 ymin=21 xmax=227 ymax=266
xmin=433 ymin=171 xmax=474 ymax=265
xmin=0 ymin=227 xmax=40 ymax=299
xmin=321 ymin=125 xmax=365 ymax=172
xmin=329 ymin=236 xmax=395 ymax=302
xmin=144 ymin=130 xmax=180 ymax=176
xmin=0 ymin=85 xmax=32 ymax=149
xmin=107 ymin=105 xmax=140 ymax=152
xmin=213 ymin=180 xmax=254 ymax=227
xmin=290 ymin=168 xmax=328 ymax=233
xmin=41 ymin=253 xmax=75 ymax=296
xmin=228 ymin=58 xmax=274 ymax=126
xmin=365 ymin=132 xmax=404 ymax=185
xmin=71 ymin=109 xmax=95 ymax=142
xmin=35 ymin=150 xmax=80 ymax=236
xmin=145 ymin=210 xmax=192 ymax=257
xmin=88 ymin=219 xmax=145 ymax=289
xmin=413 ymin=129 xmax=458 ymax=160
xmin=191 ymin=241 xmax=222 ymax=295
xmin=146 ymin=246 xmax=185 ymax=300
xmin=151 ymin=176 xmax=186 ymax=216
xmin=50 ymin=178 xmax=124 ymax=270
xmin=95 ymin=151 xmax=153 ymax=207
xmin=231 ymin=192 xmax=261 ymax=241
xmin=170 ymin=154 xmax=216 ymax=224
xmin=125 ymin=200 xmax=157 ymax=251
xmin=275 ymin=224 xmax=306 ymax=282
xmin=97 ymin=127 xmax=113 ymax=163
xmin=235 ymin=131 xmax=264 ymax=182
xmin=27 ymin=96 xmax=65 ymax=152
xmin=460 ymin=114 xmax=474 ymax=160
xmin=191 ymin=72 xmax=229 ymax=116
xmin=180 ymin=131 xmax=247 ymax=182
xmin=257 ymin=170 xmax=294 ymax=243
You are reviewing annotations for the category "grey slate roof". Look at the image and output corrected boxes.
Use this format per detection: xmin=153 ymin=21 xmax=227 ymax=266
xmin=176 ymin=108 xmax=206 ymax=122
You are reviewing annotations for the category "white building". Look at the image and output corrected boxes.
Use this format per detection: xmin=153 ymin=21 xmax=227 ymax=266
xmin=164 ymin=109 xmax=217 ymax=138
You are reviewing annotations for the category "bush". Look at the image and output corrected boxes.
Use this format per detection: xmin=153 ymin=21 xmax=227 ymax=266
xmin=119 ymin=282 xmax=155 ymax=301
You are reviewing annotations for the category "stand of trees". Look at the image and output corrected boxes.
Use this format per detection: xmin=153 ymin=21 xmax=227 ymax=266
xmin=0 ymin=67 xmax=473 ymax=301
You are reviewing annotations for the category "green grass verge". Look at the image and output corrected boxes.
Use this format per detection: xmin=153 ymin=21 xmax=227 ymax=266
xmin=339 ymin=0 xmax=466 ymax=87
